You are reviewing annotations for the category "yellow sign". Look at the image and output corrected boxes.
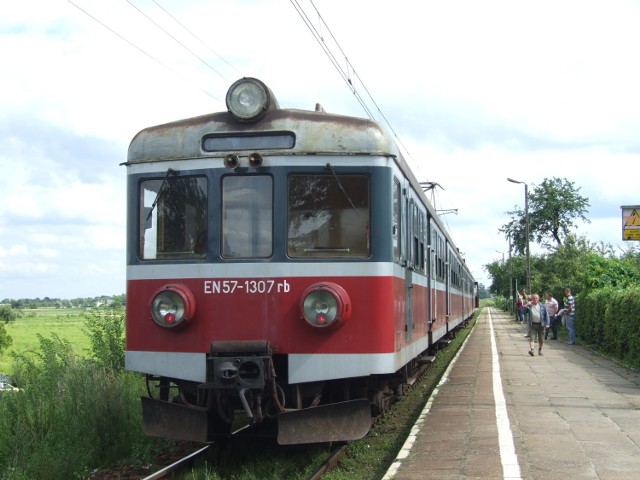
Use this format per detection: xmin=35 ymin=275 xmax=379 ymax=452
xmin=622 ymin=206 xmax=640 ymax=241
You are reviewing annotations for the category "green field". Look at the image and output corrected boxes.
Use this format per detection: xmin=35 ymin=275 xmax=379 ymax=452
xmin=0 ymin=308 xmax=92 ymax=375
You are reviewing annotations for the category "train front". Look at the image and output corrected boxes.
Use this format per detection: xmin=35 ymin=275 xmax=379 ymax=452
xmin=124 ymin=78 xmax=402 ymax=445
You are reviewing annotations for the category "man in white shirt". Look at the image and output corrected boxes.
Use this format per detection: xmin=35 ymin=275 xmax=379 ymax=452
xmin=544 ymin=292 xmax=559 ymax=340
xmin=527 ymin=293 xmax=550 ymax=356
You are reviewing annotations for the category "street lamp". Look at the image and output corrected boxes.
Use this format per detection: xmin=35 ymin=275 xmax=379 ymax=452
xmin=507 ymin=177 xmax=531 ymax=297
xmin=436 ymin=208 xmax=458 ymax=216
xmin=508 ymin=236 xmax=513 ymax=314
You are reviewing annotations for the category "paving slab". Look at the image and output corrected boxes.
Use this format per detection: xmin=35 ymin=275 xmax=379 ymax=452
xmin=384 ymin=307 xmax=640 ymax=480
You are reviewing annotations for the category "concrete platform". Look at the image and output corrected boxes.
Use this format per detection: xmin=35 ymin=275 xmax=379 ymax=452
xmin=383 ymin=307 xmax=640 ymax=480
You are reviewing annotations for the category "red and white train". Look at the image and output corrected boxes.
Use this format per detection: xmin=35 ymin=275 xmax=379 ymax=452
xmin=124 ymin=77 xmax=477 ymax=445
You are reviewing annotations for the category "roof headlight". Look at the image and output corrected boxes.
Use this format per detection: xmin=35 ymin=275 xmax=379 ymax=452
xmin=226 ymin=78 xmax=272 ymax=122
xmin=150 ymin=284 xmax=196 ymax=329
xmin=300 ymin=282 xmax=351 ymax=330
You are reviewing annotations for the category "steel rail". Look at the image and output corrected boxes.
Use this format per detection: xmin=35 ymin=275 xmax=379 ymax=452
xmin=142 ymin=445 xmax=210 ymax=480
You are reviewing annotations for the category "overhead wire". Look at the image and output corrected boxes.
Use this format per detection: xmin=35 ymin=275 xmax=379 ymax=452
xmin=292 ymin=0 xmax=460 ymax=213
xmin=124 ymin=0 xmax=234 ymax=84
xmin=288 ymin=0 xmax=375 ymax=119
xmin=291 ymin=0 xmax=414 ymax=165
xmin=151 ymin=0 xmax=244 ymax=80
xmin=65 ymin=0 xmax=225 ymax=105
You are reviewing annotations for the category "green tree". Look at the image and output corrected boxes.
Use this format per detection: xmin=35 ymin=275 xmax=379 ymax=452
xmin=477 ymin=283 xmax=490 ymax=299
xmin=83 ymin=309 xmax=125 ymax=372
xmin=485 ymin=234 xmax=640 ymax=304
xmin=501 ymin=177 xmax=590 ymax=254
xmin=0 ymin=323 xmax=13 ymax=356
xmin=0 ymin=305 xmax=18 ymax=324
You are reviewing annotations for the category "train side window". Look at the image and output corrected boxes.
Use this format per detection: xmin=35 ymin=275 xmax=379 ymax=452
xmin=419 ymin=212 xmax=425 ymax=272
xmin=140 ymin=176 xmax=207 ymax=260
xmin=288 ymin=174 xmax=370 ymax=258
xmin=221 ymin=175 xmax=273 ymax=258
xmin=412 ymin=202 xmax=419 ymax=269
xmin=392 ymin=179 xmax=401 ymax=262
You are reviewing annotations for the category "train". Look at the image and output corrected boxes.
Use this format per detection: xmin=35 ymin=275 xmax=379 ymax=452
xmin=124 ymin=77 xmax=477 ymax=445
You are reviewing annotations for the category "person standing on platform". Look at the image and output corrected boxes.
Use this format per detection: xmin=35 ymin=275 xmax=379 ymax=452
xmin=523 ymin=289 xmax=532 ymax=338
xmin=564 ymin=287 xmax=576 ymax=345
xmin=527 ymin=293 xmax=549 ymax=356
xmin=516 ymin=294 xmax=525 ymax=322
xmin=544 ymin=292 xmax=559 ymax=340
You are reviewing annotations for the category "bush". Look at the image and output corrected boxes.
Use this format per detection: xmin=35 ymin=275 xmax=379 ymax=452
xmin=578 ymin=285 xmax=640 ymax=369
xmin=0 ymin=333 xmax=153 ymax=479
xmin=83 ymin=309 xmax=125 ymax=372
xmin=579 ymin=287 xmax=613 ymax=349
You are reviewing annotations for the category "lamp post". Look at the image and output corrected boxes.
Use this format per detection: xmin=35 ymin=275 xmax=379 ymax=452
xmin=507 ymin=177 xmax=531 ymax=297
xmin=508 ymin=236 xmax=513 ymax=314
xmin=495 ymin=249 xmax=506 ymax=311
xmin=436 ymin=208 xmax=458 ymax=216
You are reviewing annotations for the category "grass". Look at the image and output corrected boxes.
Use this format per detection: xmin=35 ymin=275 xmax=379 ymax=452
xmin=0 ymin=308 xmax=91 ymax=375
xmin=0 ymin=308 xmax=171 ymax=480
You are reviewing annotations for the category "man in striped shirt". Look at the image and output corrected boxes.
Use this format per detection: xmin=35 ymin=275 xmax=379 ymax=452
xmin=564 ymin=288 xmax=576 ymax=345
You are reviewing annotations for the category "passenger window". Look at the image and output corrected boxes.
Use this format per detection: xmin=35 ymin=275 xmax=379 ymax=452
xmin=140 ymin=176 xmax=207 ymax=260
xmin=288 ymin=174 xmax=370 ymax=258
xmin=392 ymin=179 xmax=401 ymax=261
xmin=221 ymin=175 xmax=273 ymax=258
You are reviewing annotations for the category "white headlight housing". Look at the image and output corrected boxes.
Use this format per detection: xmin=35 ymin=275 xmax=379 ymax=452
xmin=300 ymin=282 xmax=351 ymax=330
xmin=150 ymin=284 xmax=196 ymax=329
xmin=226 ymin=77 xmax=272 ymax=122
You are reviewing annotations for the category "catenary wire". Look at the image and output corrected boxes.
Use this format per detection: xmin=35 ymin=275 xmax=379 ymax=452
xmin=65 ymin=0 xmax=224 ymax=105
xmin=292 ymin=0 xmax=415 ymax=167
xmin=125 ymin=0 xmax=233 ymax=83
xmin=289 ymin=0 xmax=375 ymax=119
xmin=151 ymin=0 xmax=244 ymax=80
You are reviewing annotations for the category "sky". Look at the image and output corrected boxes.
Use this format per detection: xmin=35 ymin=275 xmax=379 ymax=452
xmin=1 ymin=0 xmax=639 ymax=299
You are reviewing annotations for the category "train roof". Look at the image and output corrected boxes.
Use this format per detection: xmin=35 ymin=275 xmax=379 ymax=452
xmin=127 ymin=108 xmax=400 ymax=164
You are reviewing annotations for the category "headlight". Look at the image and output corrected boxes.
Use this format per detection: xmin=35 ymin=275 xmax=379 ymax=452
xmin=226 ymin=78 xmax=273 ymax=122
xmin=150 ymin=284 xmax=196 ymax=329
xmin=300 ymin=282 xmax=351 ymax=330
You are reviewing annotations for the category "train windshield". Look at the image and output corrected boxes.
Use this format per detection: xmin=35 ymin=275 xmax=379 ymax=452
xmin=221 ymin=175 xmax=273 ymax=258
xmin=288 ymin=174 xmax=370 ymax=258
xmin=139 ymin=176 xmax=207 ymax=260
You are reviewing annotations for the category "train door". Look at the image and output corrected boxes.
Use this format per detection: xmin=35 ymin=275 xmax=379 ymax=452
xmin=462 ymin=275 xmax=466 ymax=318
xmin=428 ymin=242 xmax=436 ymax=344
xmin=429 ymin=223 xmax=438 ymax=330
xmin=446 ymin=249 xmax=451 ymax=331
xmin=394 ymin=177 xmax=413 ymax=344
xmin=404 ymin=193 xmax=413 ymax=342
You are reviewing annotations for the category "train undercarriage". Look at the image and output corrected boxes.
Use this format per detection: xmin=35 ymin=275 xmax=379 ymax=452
xmin=140 ymin=334 xmax=458 ymax=445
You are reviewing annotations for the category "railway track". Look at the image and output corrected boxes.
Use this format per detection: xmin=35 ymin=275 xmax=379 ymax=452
xmin=142 ymin=444 xmax=210 ymax=480
xmin=141 ymin=425 xmax=252 ymax=480
xmin=142 ymin=441 xmax=349 ymax=480
xmin=306 ymin=443 xmax=349 ymax=480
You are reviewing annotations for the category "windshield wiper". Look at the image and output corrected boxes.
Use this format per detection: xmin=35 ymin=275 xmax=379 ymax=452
xmin=146 ymin=168 xmax=178 ymax=221
xmin=325 ymin=163 xmax=360 ymax=217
